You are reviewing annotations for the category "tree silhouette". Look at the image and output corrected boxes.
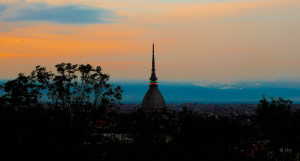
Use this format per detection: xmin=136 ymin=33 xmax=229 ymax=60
xmin=255 ymin=95 xmax=292 ymax=141
xmin=0 ymin=63 xmax=124 ymax=160
xmin=254 ymin=95 xmax=294 ymax=160
xmin=1 ymin=73 xmax=42 ymax=108
xmin=0 ymin=63 xmax=123 ymax=112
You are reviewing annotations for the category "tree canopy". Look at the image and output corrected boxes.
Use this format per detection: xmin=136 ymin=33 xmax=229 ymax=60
xmin=0 ymin=63 xmax=123 ymax=111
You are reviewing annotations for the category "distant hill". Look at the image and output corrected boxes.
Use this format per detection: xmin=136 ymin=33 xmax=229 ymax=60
xmin=2 ymin=79 xmax=300 ymax=104
xmin=114 ymin=80 xmax=300 ymax=104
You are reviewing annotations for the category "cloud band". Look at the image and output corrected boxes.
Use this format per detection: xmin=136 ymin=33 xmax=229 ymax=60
xmin=0 ymin=2 xmax=120 ymax=24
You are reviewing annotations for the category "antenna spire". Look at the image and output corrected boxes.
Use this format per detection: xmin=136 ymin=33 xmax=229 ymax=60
xmin=152 ymin=42 xmax=155 ymax=74
xmin=149 ymin=42 xmax=158 ymax=86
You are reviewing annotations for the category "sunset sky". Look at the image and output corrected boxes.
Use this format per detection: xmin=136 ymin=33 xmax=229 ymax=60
xmin=1 ymin=0 xmax=300 ymax=85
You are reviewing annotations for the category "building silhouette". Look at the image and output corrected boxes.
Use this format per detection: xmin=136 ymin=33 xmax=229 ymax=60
xmin=141 ymin=42 xmax=166 ymax=113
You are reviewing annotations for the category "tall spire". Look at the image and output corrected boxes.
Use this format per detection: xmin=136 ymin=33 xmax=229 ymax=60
xmin=152 ymin=42 xmax=155 ymax=75
xmin=142 ymin=42 xmax=166 ymax=113
xmin=149 ymin=42 xmax=158 ymax=86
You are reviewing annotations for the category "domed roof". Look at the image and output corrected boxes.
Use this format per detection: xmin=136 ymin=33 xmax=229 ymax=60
xmin=141 ymin=86 xmax=166 ymax=109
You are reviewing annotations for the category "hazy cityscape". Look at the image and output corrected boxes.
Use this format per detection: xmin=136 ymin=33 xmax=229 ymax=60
xmin=121 ymin=102 xmax=300 ymax=115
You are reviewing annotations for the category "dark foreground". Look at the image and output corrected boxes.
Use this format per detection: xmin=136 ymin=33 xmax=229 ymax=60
xmin=1 ymin=98 xmax=300 ymax=161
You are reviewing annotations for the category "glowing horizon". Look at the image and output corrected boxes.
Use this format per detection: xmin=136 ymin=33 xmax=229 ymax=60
xmin=1 ymin=0 xmax=300 ymax=83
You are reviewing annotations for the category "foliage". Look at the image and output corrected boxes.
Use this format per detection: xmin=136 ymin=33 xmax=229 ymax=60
xmin=255 ymin=95 xmax=293 ymax=143
xmin=1 ymin=73 xmax=42 ymax=108
xmin=0 ymin=63 xmax=123 ymax=111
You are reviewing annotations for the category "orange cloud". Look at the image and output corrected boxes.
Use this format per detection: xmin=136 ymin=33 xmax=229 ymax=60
xmin=1 ymin=0 xmax=300 ymax=82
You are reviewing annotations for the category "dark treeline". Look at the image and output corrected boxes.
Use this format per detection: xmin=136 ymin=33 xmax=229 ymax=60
xmin=0 ymin=63 xmax=122 ymax=160
xmin=0 ymin=63 xmax=122 ymax=109
xmin=1 ymin=63 xmax=300 ymax=161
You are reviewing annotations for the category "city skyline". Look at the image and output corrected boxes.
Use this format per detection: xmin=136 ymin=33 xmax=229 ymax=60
xmin=1 ymin=0 xmax=300 ymax=84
